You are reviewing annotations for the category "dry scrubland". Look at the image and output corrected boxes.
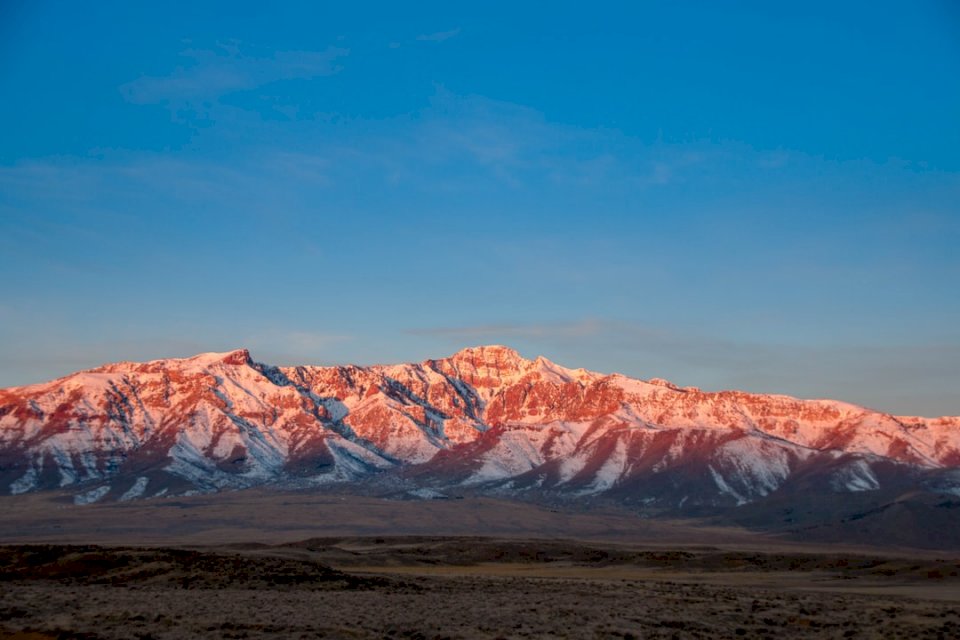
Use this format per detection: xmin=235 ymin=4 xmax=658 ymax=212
xmin=2 ymin=491 xmax=960 ymax=639
xmin=2 ymin=539 xmax=960 ymax=639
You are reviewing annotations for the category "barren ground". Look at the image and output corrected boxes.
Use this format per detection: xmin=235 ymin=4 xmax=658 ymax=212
xmin=2 ymin=491 xmax=959 ymax=638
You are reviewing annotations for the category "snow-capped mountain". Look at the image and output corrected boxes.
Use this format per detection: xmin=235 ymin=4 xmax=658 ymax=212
xmin=1 ymin=345 xmax=958 ymax=507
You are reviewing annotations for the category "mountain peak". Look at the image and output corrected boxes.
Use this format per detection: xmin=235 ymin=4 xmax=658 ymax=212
xmin=450 ymin=345 xmax=525 ymax=365
xmin=440 ymin=345 xmax=597 ymax=387
xmin=184 ymin=349 xmax=252 ymax=367
xmin=219 ymin=349 xmax=251 ymax=366
xmin=432 ymin=345 xmax=529 ymax=389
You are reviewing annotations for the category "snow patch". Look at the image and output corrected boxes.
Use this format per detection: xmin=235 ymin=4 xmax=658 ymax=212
xmin=74 ymin=485 xmax=111 ymax=505
xmin=716 ymin=437 xmax=795 ymax=497
xmin=466 ymin=427 xmax=548 ymax=484
xmin=119 ymin=476 xmax=149 ymax=501
xmin=9 ymin=466 xmax=39 ymax=495
xmin=831 ymin=459 xmax=880 ymax=492
xmin=580 ymin=437 xmax=628 ymax=494
xmin=407 ymin=488 xmax=447 ymax=499
xmin=708 ymin=465 xmax=747 ymax=505
xmin=165 ymin=430 xmax=236 ymax=489
xmin=327 ymin=437 xmax=395 ymax=477
xmin=557 ymin=454 xmax=589 ymax=485
xmin=53 ymin=449 xmax=79 ymax=486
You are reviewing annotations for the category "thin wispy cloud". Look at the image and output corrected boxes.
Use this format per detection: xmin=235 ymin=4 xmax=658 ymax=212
xmin=407 ymin=319 xmax=604 ymax=341
xmin=4 ymin=89 xmax=956 ymax=254
xmin=6 ymin=86 xmax=957 ymax=230
xmin=67 ymin=90 xmax=701 ymax=196
xmin=0 ymin=152 xmax=330 ymax=217
xmin=416 ymin=28 xmax=461 ymax=42
xmin=120 ymin=43 xmax=349 ymax=105
xmin=336 ymin=90 xmax=712 ymax=191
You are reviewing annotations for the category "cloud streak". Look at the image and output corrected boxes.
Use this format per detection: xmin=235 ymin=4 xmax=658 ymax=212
xmin=407 ymin=319 xmax=604 ymax=341
xmin=120 ymin=43 xmax=349 ymax=104
xmin=416 ymin=28 xmax=461 ymax=42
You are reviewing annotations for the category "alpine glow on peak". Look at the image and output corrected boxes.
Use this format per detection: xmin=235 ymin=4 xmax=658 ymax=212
xmin=1 ymin=346 xmax=958 ymax=507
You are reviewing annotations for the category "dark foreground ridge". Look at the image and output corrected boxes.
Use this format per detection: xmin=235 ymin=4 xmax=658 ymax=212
xmin=0 ymin=544 xmax=383 ymax=590
xmin=2 ymin=538 xmax=960 ymax=639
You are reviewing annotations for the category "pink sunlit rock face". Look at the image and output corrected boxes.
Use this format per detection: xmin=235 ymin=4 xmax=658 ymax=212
xmin=1 ymin=345 xmax=958 ymax=506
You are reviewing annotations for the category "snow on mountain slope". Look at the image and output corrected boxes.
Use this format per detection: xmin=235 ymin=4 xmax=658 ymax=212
xmin=0 ymin=345 xmax=958 ymax=507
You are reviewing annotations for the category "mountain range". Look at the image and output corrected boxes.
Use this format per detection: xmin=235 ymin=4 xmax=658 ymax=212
xmin=2 ymin=345 xmax=959 ymax=527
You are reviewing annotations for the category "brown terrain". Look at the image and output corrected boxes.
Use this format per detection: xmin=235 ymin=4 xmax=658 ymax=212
xmin=2 ymin=490 xmax=960 ymax=639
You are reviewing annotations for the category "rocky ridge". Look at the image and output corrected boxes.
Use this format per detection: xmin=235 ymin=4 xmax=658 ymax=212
xmin=1 ymin=345 xmax=958 ymax=508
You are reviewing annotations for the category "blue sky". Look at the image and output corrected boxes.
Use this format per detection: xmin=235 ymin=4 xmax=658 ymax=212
xmin=1 ymin=1 xmax=958 ymax=415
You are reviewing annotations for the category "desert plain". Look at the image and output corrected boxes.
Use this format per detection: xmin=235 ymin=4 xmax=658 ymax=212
xmin=1 ymin=490 xmax=959 ymax=639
